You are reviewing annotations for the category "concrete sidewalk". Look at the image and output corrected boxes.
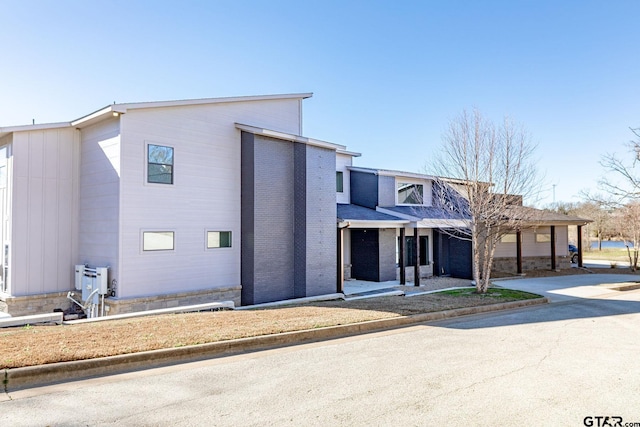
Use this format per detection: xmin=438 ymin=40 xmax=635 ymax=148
xmin=495 ymin=273 xmax=640 ymax=302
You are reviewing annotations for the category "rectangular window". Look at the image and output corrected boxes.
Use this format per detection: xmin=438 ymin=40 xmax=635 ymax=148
xmin=536 ymin=233 xmax=551 ymax=243
xmin=397 ymin=182 xmax=424 ymax=205
xmin=143 ymin=231 xmax=174 ymax=251
xmin=207 ymin=231 xmax=232 ymax=248
xmin=501 ymin=234 xmax=517 ymax=243
xmin=147 ymin=144 xmax=174 ymax=184
xmin=336 ymin=171 xmax=344 ymax=193
xmin=398 ymin=236 xmax=429 ymax=266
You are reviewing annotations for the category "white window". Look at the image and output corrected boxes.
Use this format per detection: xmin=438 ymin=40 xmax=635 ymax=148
xmin=207 ymin=231 xmax=232 ymax=248
xmin=336 ymin=171 xmax=344 ymax=193
xmin=536 ymin=233 xmax=551 ymax=243
xmin=143 ymin=231 xmax=175 ymax=251
xmin=501 ymin=234 xmax=517 ymax=243
xmin=397 ymin=181 xmax=424 ymax=205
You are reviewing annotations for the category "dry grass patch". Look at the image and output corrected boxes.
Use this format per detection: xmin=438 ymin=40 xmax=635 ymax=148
xmin=1 ymin=290 xmax=539 ymax=369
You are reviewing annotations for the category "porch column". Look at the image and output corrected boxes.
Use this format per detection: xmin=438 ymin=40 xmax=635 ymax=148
xmin=550 ymin=225 xmax=556 ymax=270
xmin=516 ymin=229 xmax=523 ymax=275
xmin=336 ymin=227 xmax=344 ymax=293
xmin=414 ymin=227 xmax=420 ymax=287
xmin=399 ymin=228 xmax=406 ymax=285
xmin=577 ymin=225 xmax=584 ymax=268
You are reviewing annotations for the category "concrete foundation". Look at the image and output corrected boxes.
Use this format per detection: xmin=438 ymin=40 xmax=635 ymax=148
xmin=1 ymin=286 xmax=241 ymax=317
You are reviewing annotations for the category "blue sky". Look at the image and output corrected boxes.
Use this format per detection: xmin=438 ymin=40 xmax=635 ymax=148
xmin=1 ymin=0 xmax=638 ymax=206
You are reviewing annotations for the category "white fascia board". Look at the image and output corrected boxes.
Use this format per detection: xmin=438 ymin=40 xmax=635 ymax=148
xmin=236 ymin=123 xmax=346 ymax=151
xmin=0 ymin=122 xmax=72 ymax=134
xmin=118 ymin=93 xmax=313 ymax=111
xmin=71 ymin=93 xmax=314 ymax=129
xmin=342 ymin=220 xmax=409 ymax=228
xmin=347 ymin=166 xmax=436 ymax=181
xmin=336 ymin=149 xmax=362 ymax=157
xmin=376 ymin=207 xmax=422 ymax=221
xmin=416 ymin=219 xmax=470 ymax=228
xmin=71 ymin=105 xmax=121 ymax=128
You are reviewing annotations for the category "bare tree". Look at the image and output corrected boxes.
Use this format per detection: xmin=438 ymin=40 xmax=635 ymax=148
xmin=430 ymin=109 xmax=541 ymax=293
xmin=598 ymin=128 xmax=640 ymax=201
xmin=609 ymin=203 xmax=640 ymax=270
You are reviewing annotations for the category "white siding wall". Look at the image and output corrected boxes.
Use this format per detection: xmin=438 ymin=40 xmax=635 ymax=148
xmin=0 ymin=134 xmax=12 ymax=294
xmin=336 ymin=153 xmax=352 ymax=204
xmin=78 ymin=118 xmax=121 ymax=285
xmin=118 ymin=98 xmax=302 ymax=298
xmin=10 ymin=128 xmax=79 ymax=296
xmin=494 ymin=226 xmax=570 ymax=257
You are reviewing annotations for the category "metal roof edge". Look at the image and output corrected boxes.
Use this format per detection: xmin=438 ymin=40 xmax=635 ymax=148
xmin=236 ymin=123 xmax=346 ymax=151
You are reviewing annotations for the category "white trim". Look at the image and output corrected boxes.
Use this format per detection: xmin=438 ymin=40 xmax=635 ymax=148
xmin=336 ymin=149 xmax=362 ymax=157
xmin=71 ymin=93 xmax=313 ymax=129
xmin=342 ymin=220 xmax=410 ymax=228
xmin=235 ymin=123 xmax=346 ymax=151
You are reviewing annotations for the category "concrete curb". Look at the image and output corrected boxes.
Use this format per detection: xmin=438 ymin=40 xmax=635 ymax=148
xmin=3 ymin=297 xmax=548 ymax=392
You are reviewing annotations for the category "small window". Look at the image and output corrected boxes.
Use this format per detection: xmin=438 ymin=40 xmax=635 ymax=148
xmin=336 ymin=171 xmax=344 ymax=193
xmin=536 ymin=233 xmax=551 ymax=243
xmin=397 ymin=182 xmax=424 ymax=205
xmin=207 ymin=231 xmax=232 ymax=248
xmin=143 ymin=231 xmax=174 ymax=251
xmin=501 ymin=234 xmax=517 ymax=243
xmin=148 ymin=144 xmax=174 ymax=184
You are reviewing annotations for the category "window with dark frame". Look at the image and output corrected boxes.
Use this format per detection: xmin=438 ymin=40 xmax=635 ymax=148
xmin=207 ymin=231 xmax=232 ymax=248
xmin=336 ymin=171 xmax=344 ymax=193
xmin=148 ymin=144 xmax=174 ymax=184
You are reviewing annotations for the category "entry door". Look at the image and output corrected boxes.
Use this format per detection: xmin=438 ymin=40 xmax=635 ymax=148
xmin=350 ymin=229 xmax=380 ymax=282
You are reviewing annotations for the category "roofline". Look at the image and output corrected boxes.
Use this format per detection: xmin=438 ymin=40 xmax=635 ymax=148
xmin=338 ymin=219 xmax=410 ymax=228
xmin=348 ymin=166 xmax=437 ymax=181
xmin=0 ymin=122 xmax=72 ymax=134
xmin=71 ymin=93 xmax=314 ymax=128
xmin=336 ymin=149 xmax=362 ymax=157
xmin=236 ymin=123 xmax=346 ymax=151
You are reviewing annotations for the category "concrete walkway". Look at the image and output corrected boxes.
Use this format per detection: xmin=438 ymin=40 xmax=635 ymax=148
xmin=495 ymin=273 xmax=640 ymax=302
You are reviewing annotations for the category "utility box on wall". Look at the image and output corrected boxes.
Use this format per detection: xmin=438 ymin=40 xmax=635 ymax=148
xmin=74 ymin=265 xmax=109 ymax=304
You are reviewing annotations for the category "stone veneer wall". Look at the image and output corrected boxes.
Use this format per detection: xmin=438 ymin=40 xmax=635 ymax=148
xmin=396 ymin=265 xmax=433 ymax=282
xmin=1 ymin=292 xmax=72 ymax=317
xmin=104 ymin=286 xmax=241 ymax=315
xmin=1 ymin=286 xmax=241 ymax=317
xmin=492 ymin=256 xmax=571 ymax=274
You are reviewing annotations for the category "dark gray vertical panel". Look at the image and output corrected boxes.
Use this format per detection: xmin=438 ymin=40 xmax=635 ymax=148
xmin=240 ymin=131 xmax=255 ymax=305
xmin=293 ymin=143 xmax=307 ymax=298
xmin=252 ymin=135 xmax=295 ymax=303
xmin=350 ymin=171 xmax=378 ymax=209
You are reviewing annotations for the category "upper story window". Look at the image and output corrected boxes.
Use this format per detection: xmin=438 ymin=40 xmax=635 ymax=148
xmin=397 ymin=181 xmax=424 ymax=205
xmin=336 ymin=171 xmax=344 ymax=193
xmin=148 ymin=144 xmax=174 ymax=184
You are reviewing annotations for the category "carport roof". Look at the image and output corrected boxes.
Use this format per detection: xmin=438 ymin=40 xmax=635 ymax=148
xmin=337 ymin=204 xmax=409 ymax=228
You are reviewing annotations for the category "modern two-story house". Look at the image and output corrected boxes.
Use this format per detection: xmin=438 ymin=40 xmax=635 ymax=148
xmin=0 ymin=93 xmax=346 ymax=316
xmin=0 ymin=93 xmax=590 ymax=317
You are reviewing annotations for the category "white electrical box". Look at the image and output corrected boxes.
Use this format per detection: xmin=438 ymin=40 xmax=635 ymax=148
xmin=74 ymin=265 xmax=85 ymax=290
xmin=75 ymin=265 xmax=109 ymax=304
